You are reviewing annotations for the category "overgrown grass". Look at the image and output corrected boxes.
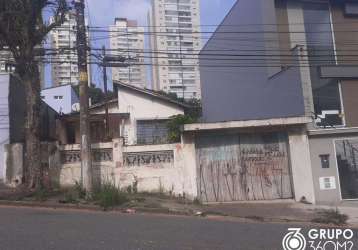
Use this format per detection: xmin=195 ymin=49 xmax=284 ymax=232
xmin=59 ymin=182 xmax=87 ymax=204
xmin=92 ymin=182 xmax=129 ymax=210
xmin=312 ymin=209 xmax=348 ymax=226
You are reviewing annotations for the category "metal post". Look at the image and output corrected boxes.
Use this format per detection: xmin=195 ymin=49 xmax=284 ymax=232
xmin=102 ymin=46 xmax=110 ymax=140
xmin=75 ymin=0 xmax=92 ymax=194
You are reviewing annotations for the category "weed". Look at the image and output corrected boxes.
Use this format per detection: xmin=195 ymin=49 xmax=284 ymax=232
xmin=126 ymin=185 xmax=133 ymax=194
xmin=74 ymin=181 xmax=86 ymax=199
xmin=193 ymin=198 xmax=202 ymax=206
xmin=93 ymin=182 xmax=129 ymax=210
xmin=60 ymin=191 xmax=78 ymax=204
xmin=132 ymin=179 xmax=138 ymax=194
xmin=34 ymin=188 xmax=49 ymax=202
xmin=312 ymin=208 xmax=348 ymax=226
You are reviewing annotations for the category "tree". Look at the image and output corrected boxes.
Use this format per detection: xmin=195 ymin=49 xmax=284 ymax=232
xmin=73 ymin=84 xmax=116 ymax=105
xmin=0 ymin=0 xmax=68 ymax=189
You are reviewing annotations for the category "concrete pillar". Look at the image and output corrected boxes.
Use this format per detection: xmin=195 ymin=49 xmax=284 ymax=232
xmin=181 ymin=132 xmax=198 ymax=199
xmin=112 ymin=138 xmax=124 ymax=168
xmin=288 ymin=127 xmax=316 ymax=204
xmin=4 ymin=143 xmax=23 ymax=187
xmin=287 ymin=1 xmax=315 ymax=129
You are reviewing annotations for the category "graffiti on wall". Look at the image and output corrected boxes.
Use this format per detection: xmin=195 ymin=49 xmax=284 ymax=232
xmin=123 ymin=150 xmax=174 ymax=167
xmin=197 ymin=133 xmax=292 ymax=202
xmin=61 ymin=149 xmax=113 ymax=164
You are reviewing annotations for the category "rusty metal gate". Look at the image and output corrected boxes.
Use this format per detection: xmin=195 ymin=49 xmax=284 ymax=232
xmin=196 ymin=132 xmax=293 ymax=202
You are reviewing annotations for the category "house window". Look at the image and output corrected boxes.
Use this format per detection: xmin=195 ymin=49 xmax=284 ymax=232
xmin=136 ymin=119 xmax=170 ymax=145
xmin=319 ymin=154 xmax=330 ymax=169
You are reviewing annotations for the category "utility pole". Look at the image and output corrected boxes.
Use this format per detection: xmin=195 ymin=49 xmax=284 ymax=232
xmin=75 ymin=0 xmax=92 ymax=194
xmin=102 ymin=46 xmax=110 ymax=140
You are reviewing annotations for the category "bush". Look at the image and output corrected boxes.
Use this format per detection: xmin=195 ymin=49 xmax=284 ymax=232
xmin=167 ymin=115 xmax=195 ymax=143
xmin=93 ymin=182 xmax=129 ymax=210
xmin=59 ymin=182 xmax=86 ymax=204
xmin=34 ymin=188 xmax=49 ymax=202
xmin=312 ymin=209 xmax=348 ymax=225
xmin=61 ymin=191 xmax=78 ymax=204
xmin=74 ymin=181 xmax=86 ymax=199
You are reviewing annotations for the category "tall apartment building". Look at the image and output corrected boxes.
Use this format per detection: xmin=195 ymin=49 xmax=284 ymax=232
xmin=50 ymin=12 xmax=91 ymax=87
xmin=149 ymin=0 xmax=201 ymax=99
xmin=0 ymin=50 xmax=14 ymax=73
xmin=0 ymin=49 xmax=45 ymax=88
xmin=109 ymin=18 xmax=147 ymax=89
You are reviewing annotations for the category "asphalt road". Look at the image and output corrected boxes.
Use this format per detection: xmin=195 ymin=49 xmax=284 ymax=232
xmin=0 ymin=206 xmax=356 ymax=250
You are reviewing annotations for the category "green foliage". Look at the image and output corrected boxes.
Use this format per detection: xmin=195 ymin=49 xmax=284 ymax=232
xmin=157 ymin=90 xmax=181 ymax=101
xmin=62 ymin=191 xmax=78 ymax=204
xmin=155 ymin=91 xmax=202 ymax=120
xmin=59 ymin=182 xmax=86 ymax=204
xmin=74 ymin=181 xmax=87 ymax=199
xmin=167 ymin=114 xmax=195 ymax=143
xmin=126 ymin=179 xmax=138 ymax=194
xmin=184 ymin=98 xmax=202 ymax=120
xmin=73 ymin=84 xmax=116 ymax=105
xmin=34 ymin=188 xmax=49 ymax=202
xmin=193 ymin=198 xmax=202 ymax=206
xmin=92 ymin=182 xmax=129 ymax=210
xmin=312 ymin=209 xmax=348 ymax=225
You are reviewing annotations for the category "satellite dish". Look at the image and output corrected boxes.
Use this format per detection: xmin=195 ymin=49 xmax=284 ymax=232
xmin=72 ymin=103 xmax=80 ymax=112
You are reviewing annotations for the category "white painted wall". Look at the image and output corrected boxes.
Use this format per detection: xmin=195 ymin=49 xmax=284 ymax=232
xmin=117 ymin=89 xmax=184 ymax=145
xmin=0 ymin=74 xmax=9 ymax=181
xmin=288 ymin=128 xmax=316 ymax=204
xmin=55 ymin=140 xmax=198 ymax=199
xmin=41 ymin=85 xmax=79 ymax=114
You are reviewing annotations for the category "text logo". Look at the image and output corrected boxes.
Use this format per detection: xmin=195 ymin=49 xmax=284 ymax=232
xmin=282 ymin=228 xmax=307 ymax=250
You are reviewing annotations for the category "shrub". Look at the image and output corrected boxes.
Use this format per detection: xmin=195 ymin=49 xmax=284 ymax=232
xmin=312 ymin=209 xmax=348 ymax=225
xmin=74 ymin=181 xmax=86 ymax=199
xmin=93 ymin=182 xmax=129 ymax=210
xmin=167 ymin=114 xmax=195 ymax=143
xmin=61 ymin=191 xmax=78 ymax=204
xmin=34 ymin=188 xmax=49 ymax=202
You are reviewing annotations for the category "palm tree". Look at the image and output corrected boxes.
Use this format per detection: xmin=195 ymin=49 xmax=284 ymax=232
xmin=0 ymin=0 xmax=68 ymax=189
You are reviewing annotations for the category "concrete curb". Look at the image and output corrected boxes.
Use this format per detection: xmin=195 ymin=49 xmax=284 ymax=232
xmin=0 ymin=200 xmax=101 ymax=211
xmin=0 ymin=200 xmax=356 ymax=228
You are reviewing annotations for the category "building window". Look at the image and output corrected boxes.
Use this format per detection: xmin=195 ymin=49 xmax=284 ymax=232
xmin=303 ymin=2 xmax=343 ymax=127
xmin=319 ymin=154 xmax=330 ymax=169
xmin=136 ymin=120 xmax=170 ymax=145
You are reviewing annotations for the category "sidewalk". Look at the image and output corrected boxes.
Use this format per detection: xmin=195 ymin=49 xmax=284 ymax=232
xmin=300 ymin=201 xmax=358 ymax=226
xmin=0 ymin=183 xmax=356 ymax=227
xmin=203 ymin=200 xmax=313 ymax=221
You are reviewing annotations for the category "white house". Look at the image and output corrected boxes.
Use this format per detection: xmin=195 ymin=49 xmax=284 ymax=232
xmin=59 ymin=81 xmax=188 ymax=145
xmin=41 ymin=84 xmax=79 ymax=115
xmin=115 ymin=82 xmax=187 ymax=145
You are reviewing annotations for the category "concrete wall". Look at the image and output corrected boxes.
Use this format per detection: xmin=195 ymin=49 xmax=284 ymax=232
xmin=308 ymin=133 xmax=358 ymax=205
xmin=52 ymin=138 xmax=197 ymax=198
xmin=0 ymin=74 xmax=10 ymax=181
xmin=200 ymin=0 xmax=305 ymax=123
xmin=288 ymin=127 xmax=316 ymax=204
xmin=41 ymin=85 xmax=79 ymax=114
xmin=117 ymin=88 xmax=184 ymax=145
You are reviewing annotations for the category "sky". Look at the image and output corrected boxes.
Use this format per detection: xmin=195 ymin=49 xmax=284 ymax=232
xmin=45 ymin=0 xmax=237 ymax=88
